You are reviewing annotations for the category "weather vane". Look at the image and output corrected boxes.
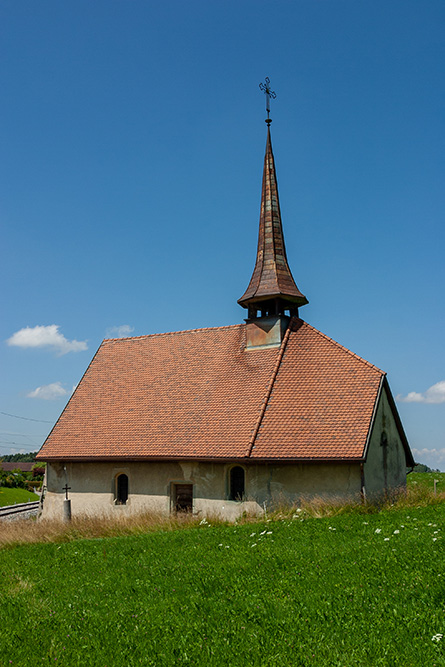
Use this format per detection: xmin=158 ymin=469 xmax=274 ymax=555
xmin=259 ymin=77 xmax=276 ymax=125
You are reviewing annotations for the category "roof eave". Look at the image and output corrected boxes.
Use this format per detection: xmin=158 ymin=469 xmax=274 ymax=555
xmin=238 ymin=292 xmax=308 ymax=308
xmin=37 ymin=454 xmax=365 ymax=464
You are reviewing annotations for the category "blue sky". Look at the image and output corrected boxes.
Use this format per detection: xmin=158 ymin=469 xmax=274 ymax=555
xmin=1 ymin=1 xmax=444 ymax=469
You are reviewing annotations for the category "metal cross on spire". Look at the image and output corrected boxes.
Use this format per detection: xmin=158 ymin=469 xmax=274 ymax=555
xmin=259 ymin=77 xmax=276 ymax=125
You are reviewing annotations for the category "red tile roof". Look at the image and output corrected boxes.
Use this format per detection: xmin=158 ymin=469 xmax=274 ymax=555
xmin=37 ymin=318 xmax=394 ymax=463
xmin=38 ymin=325 xmax=278 ymax=460
xmin=251 ymin=319 xmax=383 ymax=459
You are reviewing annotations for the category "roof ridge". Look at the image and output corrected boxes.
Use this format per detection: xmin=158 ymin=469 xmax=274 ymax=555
xmin=297 ymin=319 xmax=385 ymax=375
xmin=244 ymin=319 xmax=293 ymax=457
xmin=103 ymin=323 xmax=244 ymax=343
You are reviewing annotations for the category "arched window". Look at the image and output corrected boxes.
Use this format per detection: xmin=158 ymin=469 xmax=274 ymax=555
xmin=115 ymin=473 xmax=129 ymax=505
xmin=229 ymin=466 xmax=245 ymax=501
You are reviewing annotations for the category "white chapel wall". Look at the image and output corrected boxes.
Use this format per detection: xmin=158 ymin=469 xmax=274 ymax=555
xmin=42 ymin=458 xmax=362 ymax=521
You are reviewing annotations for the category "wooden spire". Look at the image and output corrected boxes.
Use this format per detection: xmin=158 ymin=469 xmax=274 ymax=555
xmin=238 ymin=125 xmax=308 ymax=318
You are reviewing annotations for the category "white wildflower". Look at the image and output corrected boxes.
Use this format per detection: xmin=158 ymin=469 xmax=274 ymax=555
xmin=266 ymin=531 xmax=272 ymax=535
xmin=251 ymin=543 xmax=257 ymax=547
xmin=384 ymin=538 xmax=390 ymax=541
xmin=260 ymin=530 xmax=267 ymax=536
xmin=375 ymin=528 xmax=382 ymax=534
xmin=432 ymin=633 xmax=443 ymax=642
xmin=250 ymin=533 xmax=256 ymax=537
xmin=363 ymin=522 xmax=369 ymax=525
xmin=393 ymin=530 xmax=400 ymax=534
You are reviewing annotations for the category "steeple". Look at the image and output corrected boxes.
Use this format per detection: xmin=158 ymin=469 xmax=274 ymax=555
xmin=238 ymin=108 xmax=308 ymax=320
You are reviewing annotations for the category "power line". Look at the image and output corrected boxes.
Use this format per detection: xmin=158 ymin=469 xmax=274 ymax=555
xmin=0 ymin=432 xmax=45 ymax=439
xmin=0 ymin=439 xmax=41 ymax=446
xmin=0 ymin=411 xmax=53 ymax=424
xmin=0 ymin=443 xmax=39 ymax=450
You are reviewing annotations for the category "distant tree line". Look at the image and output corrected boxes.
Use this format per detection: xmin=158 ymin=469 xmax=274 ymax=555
xmin=0 ymin=452 xmax=38 ymax=463
xmin=412 ymin=463 xmax=440 ymax=473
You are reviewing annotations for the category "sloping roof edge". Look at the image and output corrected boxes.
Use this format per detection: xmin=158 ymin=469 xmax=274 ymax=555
xmin=300 ymin=320 xmax=384 ymax=375
xmin=35 ymin=343 xmax=104 ymax=462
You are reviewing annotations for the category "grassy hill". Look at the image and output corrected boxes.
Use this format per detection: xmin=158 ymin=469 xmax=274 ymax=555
xmin=0 ymin=486 xmax=39 ymax=507
xmin=1 ymin=487 xmax=444 ymax=666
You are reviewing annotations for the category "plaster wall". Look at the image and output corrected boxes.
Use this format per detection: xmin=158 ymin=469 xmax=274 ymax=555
xmin=363 ymin=384 xmax=407 ymax=498
xmin=41 ymin=459 xmax=361 ymax=521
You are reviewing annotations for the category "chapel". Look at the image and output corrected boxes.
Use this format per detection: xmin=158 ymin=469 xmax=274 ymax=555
xmin=37 ymin=84 xmax=414 ymax=519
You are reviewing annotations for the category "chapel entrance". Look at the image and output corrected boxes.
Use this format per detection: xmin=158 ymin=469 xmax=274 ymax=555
xmin=174 ymin=483 xmax=193 ymax=513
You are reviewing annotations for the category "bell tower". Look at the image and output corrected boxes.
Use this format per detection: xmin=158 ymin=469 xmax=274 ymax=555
xmin=238 ymin=78 xmax=308 ymax=349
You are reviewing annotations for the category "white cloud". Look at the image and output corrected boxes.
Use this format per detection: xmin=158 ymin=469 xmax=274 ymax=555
xmin=7 ymin=325 xmax=88 ymax=356
xmin=105 ymin=324 xmax=135 ymax=338
xmin=396 ymin=381 xmax=445 ymax=405
xmin=412 ymin=448 xmax=445 ymax=472
xmin=27 ymin=382 xmax=68 ymax=400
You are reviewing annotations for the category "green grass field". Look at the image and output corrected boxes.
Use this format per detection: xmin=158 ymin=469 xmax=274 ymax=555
xmin=0 ymin=486 xmax=39 ymax=507
xmin=409 ymin=471 xmax=445 ymax=493
xmin=1 ymin=498 xmax=444 ymax=666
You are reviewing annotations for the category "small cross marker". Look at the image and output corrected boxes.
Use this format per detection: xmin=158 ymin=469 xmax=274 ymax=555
xmin=62 ymin=483 xmax=71 ymax=500
xmin=259 ymin=77 xmax=276 ymax=124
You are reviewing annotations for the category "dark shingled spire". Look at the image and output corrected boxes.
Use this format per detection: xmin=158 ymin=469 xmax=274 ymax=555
xmin=238 ymin=125 xmax=308 ymax=318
